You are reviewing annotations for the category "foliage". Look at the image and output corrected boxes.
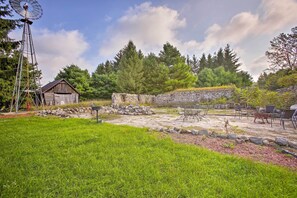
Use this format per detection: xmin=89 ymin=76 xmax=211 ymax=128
xmin=55 ymin=64 xmax=92 ymax=99
xmin=197 ymin=66 xmax=249 ymax=88
xmin=0 ymin=0 xmax=20 ymax=55
xmin=235 ymin=86 xmax=296 ymax=109
xmin=266 ymin=26 xmax=297 ymax=71
xmin=0 ymin=0 xmax=21 ymax=110
xmin=195 ymin=45 xmax=252 ymax=87
xmin=257 ymin=69 xmax=292 ymax=90
xmin=172 ymin=85 xmax=235 ymax=93
xmin=165 ymin=58 xmax=197 ymax=90
xmin=117 ymin=41 xmax=144 ymax=94
xmin=90 ymin=73 xmax=117 ymax=99
xmin=159 ymin=42 xmax=185 ymax=66
xmin=197 ymin=68 xmax=216 ymax=87
xmin=277 ymin=72 xmax=297 ymax=87
xmin=1 ymin=117 xmax=297 ymax=197
xmin=186 ymin=54 xmax=199 ymax=73
xmin=142 ymin=53 xmax=169 ymax=95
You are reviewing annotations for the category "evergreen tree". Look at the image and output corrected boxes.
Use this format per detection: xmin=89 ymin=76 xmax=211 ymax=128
xmin=94 ymin=60 xmax=114 ymax=75
xmin=159 ymin=42 xmax=185 ymax=66
xmin=117 ymin=41 xmax=144 ymax=94
xmin=214 ymin=48 xmax=224 ymax=68
xmin=143 ymin=53 xmax=169 ymax=95
xmin=0 ymin=0 xmax=21 ymax=110
xmin=236 ymin=71 xmax=253 ymax=87
xmin=187 ymin=54 xmax=199 ymax=73
xmin=257 ymin=72 xmax=268 ymax=89
xmin=223 ymin=44 xmax=241 ymax=72
xmin=165 ymin=58 xmax=197 ymax=90
xmin=198 ymin=53 xmax=207 ymax=73
xmin=206 ymin=54 xmax=213 ymax=68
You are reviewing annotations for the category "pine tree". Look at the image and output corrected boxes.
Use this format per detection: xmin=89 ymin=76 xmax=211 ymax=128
xmin=206 ymin=54 xmax=213 ymax=68
xmin=223 ymin=44 xmax=241 ymax=72
xmin=215 ymin=48 xmax=224 ymax=68
xmin=165 ymin=58 xmax=197 ymax=90
xmin=117 ymin=41 xmax=144 ymax=94
xmin=0 ymin=0 xmax=21 ymax=110
xmin=198 ymin=53 xmax=207 ymax=73
xmin=159 ymin=42 xmax=185 ymax=67
xmin=143 ymin=53 xmax=169 ymax=95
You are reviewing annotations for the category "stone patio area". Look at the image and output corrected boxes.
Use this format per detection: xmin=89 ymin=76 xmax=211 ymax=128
xmin=107 ymin=112 xmax=297 ymax=142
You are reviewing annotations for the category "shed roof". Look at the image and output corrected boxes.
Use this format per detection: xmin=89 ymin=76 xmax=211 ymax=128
xmin=42 ymin=79 xmax=79 ymax=94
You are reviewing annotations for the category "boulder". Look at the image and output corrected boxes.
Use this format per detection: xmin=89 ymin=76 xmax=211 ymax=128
xmin=249 ymin=137 xmax=263 ymax=145
xmin=227 ymin=134 xmax=237 ymax=140
xmin=275 ymin=137 xmax=288 ymax=146
xmin=198 ymin=130 xmax=209 ymax=136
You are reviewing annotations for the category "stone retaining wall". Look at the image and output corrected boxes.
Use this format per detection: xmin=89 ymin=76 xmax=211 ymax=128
xmin=112 ymin=88 xmax=234 ymax=106
xmin=112 ymin=93 xmax=155 ymax=105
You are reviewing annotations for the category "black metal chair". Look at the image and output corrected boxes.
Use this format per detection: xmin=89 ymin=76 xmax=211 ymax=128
xmin=265 ymin=105 xmax=276 ymax=127
xmin=265 ymin=105 xmax=275 ymax=113
xmin=280 ymin=109 xmax=297 ymax=129
xmin=234 ymin=104 xmax=242 ymax=118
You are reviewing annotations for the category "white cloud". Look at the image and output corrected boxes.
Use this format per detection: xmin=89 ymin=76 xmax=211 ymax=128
xmin=28 ymin=29 xmax=90 ymax=84
xmin=201 ymin=0 xmax=297 ymax=50
xmin=99 ymin=2 xmax=186 ymax=57
xmin=248 ymin=56 xmax=269 ymax=79
xmin=10 ymin=28 xmax=91 ymax=84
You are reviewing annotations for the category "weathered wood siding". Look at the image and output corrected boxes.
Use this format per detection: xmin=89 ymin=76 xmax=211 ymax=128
xmin=44 ymin=81 xmax=79 ymax=105
xmin=53 ymin=93 xmax=78 ymax=105
xmin=47 ymin=82 xmax=76 ymax=94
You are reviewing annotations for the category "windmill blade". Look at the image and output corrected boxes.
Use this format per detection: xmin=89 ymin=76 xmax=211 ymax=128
xmin=9 ymin=0 xmax=43 ymax=20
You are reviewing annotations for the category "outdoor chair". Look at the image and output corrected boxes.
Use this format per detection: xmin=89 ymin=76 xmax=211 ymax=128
xmin=280 ymin=109 xmax=297 ymax=130
xmin=234 ymin=104 xmax=242 ymax=118
xmin=265 ymin=105 xmax=275 ymax=113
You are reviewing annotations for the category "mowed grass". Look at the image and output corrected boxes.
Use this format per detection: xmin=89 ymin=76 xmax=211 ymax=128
xmin=0 ymin=117 xmax=296 ymax=197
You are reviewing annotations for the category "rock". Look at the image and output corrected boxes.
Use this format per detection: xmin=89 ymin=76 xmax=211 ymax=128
xmin=179 ymin=129 xmax=188 ymax=134
xmin=262 ymin=140 xmax=270 ymax=146
xmin=227 ymin=134 xmax=237 ymax=140
xmin=281 ymin=149 xmax=297 ymax=158
xmin=235 ymin=138 xmax=244 ymax=144
xmin=275 ymin=137 xmax=288 ymax=146
xmin=217 ymin=134 xmax=228 ymax=139
xmin=288 ymin=141 xmax=297 ymax=149
xmin=191 ymin=130 xmax=199 ymax=135
xmin=238 ymin=135 xmax=249 ymax=141
xmin=263 ymin=137 xmax=274 ymax=142
xmin=198 ymin=130 xmax=209 ymax=136
xmin=249 ymin=137 xmax=263 ymax=145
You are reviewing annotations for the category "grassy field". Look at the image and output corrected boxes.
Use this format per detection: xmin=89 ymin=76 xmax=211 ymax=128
xmin=0 ymin=117 xmax=296 ymax=197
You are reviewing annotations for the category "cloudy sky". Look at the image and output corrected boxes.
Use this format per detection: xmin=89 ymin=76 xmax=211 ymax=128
xmin=8 ymin=0 xmax=297 ymax=84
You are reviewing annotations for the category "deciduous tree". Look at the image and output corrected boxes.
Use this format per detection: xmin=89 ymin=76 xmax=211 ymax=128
xmin=266 ymin=26 xmax=297 ymax=71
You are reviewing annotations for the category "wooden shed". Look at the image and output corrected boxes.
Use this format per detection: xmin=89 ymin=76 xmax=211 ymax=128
xmin=42 ymin=79 xmax=79 ymax=105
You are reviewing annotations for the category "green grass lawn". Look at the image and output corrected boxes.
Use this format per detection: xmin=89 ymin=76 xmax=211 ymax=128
xmin=0 ymin=117 xmax=296 ymax=197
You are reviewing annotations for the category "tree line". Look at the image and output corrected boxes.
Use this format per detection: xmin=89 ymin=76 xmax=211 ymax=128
xmin=55 ymin=41 xmax=253 ymax=99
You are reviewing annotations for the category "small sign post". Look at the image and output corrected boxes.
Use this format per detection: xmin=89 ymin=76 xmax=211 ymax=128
xmin=91 ymin=106 xmax=102 ymax=123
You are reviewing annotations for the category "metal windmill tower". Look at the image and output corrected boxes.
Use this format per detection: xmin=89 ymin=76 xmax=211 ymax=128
xmin=9 ymin=0 xmax=44 ymax=112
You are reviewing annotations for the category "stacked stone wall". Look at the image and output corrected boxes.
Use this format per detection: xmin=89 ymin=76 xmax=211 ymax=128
xmin=112 ymin=88 xmax=234 ymax=106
